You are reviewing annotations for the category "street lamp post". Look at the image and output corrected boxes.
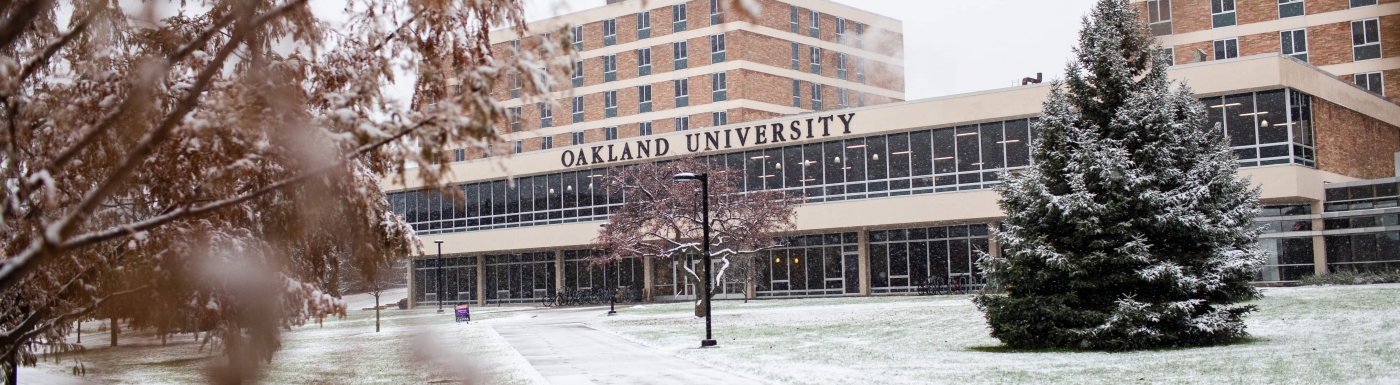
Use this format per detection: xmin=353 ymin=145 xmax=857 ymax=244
xmin=435 ymin=240 xmax=444 ymax=314
xmin=673 ymin=172 xmax=717 ymax=348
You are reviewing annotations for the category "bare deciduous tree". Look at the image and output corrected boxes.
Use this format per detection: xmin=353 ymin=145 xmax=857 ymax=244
xmin=594 ymin=158 xmax=797 ymax=316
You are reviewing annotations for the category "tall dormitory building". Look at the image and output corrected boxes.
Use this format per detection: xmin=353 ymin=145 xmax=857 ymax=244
xmin=1137 ymin=0 xmax=1399 ymax=102
xmin=386 ymin=0 xmax=1400 ymax=308
xmin=476 ymin=0 xmax=905 ymax=159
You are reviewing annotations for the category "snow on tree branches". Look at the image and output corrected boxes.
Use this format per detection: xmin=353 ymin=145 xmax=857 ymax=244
xmin=0 ymin=0 xmax=572 ymax=381
xmin=593 ymin=158 xmax=797 ymax=314
xmin=974 ymin=0 xmax=1264 ymax=350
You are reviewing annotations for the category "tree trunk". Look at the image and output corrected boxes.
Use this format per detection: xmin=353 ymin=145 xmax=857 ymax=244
xmin=374 ymin=293 xmax=381 ymax=332
xmin=4 ymin=348 xmax=16 ymax=385
xmin=109 ymin=317 xmax=118 ymax=347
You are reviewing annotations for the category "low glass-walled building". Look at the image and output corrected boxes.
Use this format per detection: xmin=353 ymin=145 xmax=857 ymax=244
xmin=389 ymin=55 xmax=1400 ymax=307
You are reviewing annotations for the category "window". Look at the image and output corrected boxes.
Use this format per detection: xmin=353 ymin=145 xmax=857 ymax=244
xmin=792 ymin=79 xmax=801 ymax=107
xmin=673 ymin=41 xmax=688 ymax=70
xmin=510 ymin=39 xmax=519 ymax=52
xmin=710 ymin=34 xmax=726 ymax=63
xmin=1147 ymin=0 xmax=1172 ymax=36
xmin=791 ymin=43 xmax=800 ymax=70
xmin=810 ymin=46 xmax=822 ymax=74
xmin=1211 ymin=0 xmax=1235 ymax=28
xmin=638 ymin=84 xmax=653 ymax=113
xmin=675 ymin=116 xmax=690 ymax=131
xmin=1214 ymin=38 xmax=1238 ymax=60
xmin=1281 ymin=29 xmax=1307 ymax=62
xmin=572 ymin=96 xmax=584 ymax=123
xmin=672 ymin=4 xmax=687 ymax=32
xmin=637 ymin=48 xmax=652 ymax=76
xmin=856 ymin=58 xmax=865 ymax=84
xmin=809 ymin=10 xmax=820 ymax=38
xmin=836 ymin=18 xmax=847 ymax=44
xmin=572 ymin=131 xmax=585 ymax=145
xmin=1202 ymin=89 xmax=1315 ymax=168
xmin=539 ymin=102 xmax=552 ymax=128
xmin=572 ymin=60 xmax=584 ymax=87
xmin=571 ymin=25 xmax=583 ymax=51
xmin=603 ymin=54 xmax=617 ymax=82
xmin=1160 ymin=47 xmax=1175 ymax=66
xmin=712 ymin=110 xmax=728 ymax=126
xmin=604 ymin=90 xmax=618 ymax=118
xmin=639 ymin=121 xmax=653 ymax=136
xmin=1279 ymin=0 xmax=1304 ymax=18
xmin=711 ymin=72 xmax=727 ymax=101
xmin=541 ymin=136 xmax=553 ymax=150
xmin=453 ymin=148 xmax=465 ymax=162
xmin=836 ymin=53 xmax=848 ymax=80
xmin=1353 ymin=19 xmax=1381 ymax=61
xmin=604 ymin=126 xmax=618 ymax=141
xmin=1351 ymin=0 xmax=1377 ymax=7
xmin=513 ymin=140 xmax=522 ymax=154
xmin=837 ymin=88 xmax=848 ymax=109
xmin=709 ymin=0 xmax=722 ymax=25
xmin=509 ymin=106 xmax=522 ymax=132
xmin=637 ymin=11 xmax=651 ymax=39
xmin=674 ymin=78 xmax=690 ymax=107
xmin=858 ymin=92 xmax=866 ymax=107
xmin=509 ymin=72 xmax=520 ymax=99
xmin=602 ymin=19 xmax=617 ymax=46
xmin=812 ymin=83 xmax=823 ymax=110
xmin=1356 ymin=72 xmax=1384 ymax=95
xmin=855 ymin=23 xmax=863 ymax=49
xmin=790 ymin=5 xmax=799 ymax=33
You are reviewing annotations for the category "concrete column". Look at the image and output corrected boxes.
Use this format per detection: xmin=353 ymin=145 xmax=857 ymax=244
xmin=858 ymin=230 xmax=871 ymax=296
xmin=555 ymin=250 xmax=565 ymax=295
xmin=987 ymin=221 xmax=1002 ymax=258
xmin=476 ymin=255 xmax=486 ymax=306
xmin=643 ymin=255 xmax=654 ymax=302
xmin=405 ymin=258 xmax=414 ymax=310
xmin=1311 ymin=201 xmax=1328 ymax=276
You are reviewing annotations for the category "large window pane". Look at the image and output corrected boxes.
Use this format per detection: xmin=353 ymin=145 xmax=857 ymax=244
xmin=955 ymin=125 xmax=980 ymax=172
xmin=888 ymin=133 xmax=910 ymax=178
xmin=1224 ymin=93 xmax=1256 ymax=147
xmin=870 ymin=244 xmax=888 ymax=287
xmin=980 ymin=122 xmax=1006 ymax=170
xmin=1004 ymin=119 xmax=1030 ymax=167
xmin=824 ymin=141 xmax=845 ymax=196
xmin=866 ymin=135 xmax=888 ymax=180
xmin=745 ymin=150 xmax=765 ymax=192
xmin=845 ymin=137 xmax=867 ymax=183
xmin=1255 ymin=90 xmax=1288 ymax=144
xmin=783 ymin=145 xmax=804 ymax=191
xmin=804 ymin=143 xmax=825 ymax=197
xmin=766 ymin=147 xmax=785 ymax=190
xmin=933 ymin=128 xmax=956 ymax=174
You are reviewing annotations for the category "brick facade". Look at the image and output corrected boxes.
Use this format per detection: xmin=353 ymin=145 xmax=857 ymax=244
xmin=1313 ymin=98 xmax=1400 ymax=179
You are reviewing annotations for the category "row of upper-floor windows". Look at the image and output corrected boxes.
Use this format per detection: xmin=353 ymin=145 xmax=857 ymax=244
xmin=503 ymin=34 xmax=874 ymax=101
xmin=1157 ymin=21 xmax=1384 ymax=66
xmin=1147 ymin=0 xmax=1382 ymax=36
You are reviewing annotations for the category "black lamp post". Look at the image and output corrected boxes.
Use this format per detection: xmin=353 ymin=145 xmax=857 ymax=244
xmin=673 ymin=172 xmax=716 ymax=348
xmin=435 ymin=240 xmax=444 ymax=314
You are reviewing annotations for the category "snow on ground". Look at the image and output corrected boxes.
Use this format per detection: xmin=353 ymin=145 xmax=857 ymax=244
xmin=22 ymin=284 xmax=1400 ymax=384
xmin=589 ymin=285 xmax=1400 ymax=384
xmin=340 ymin=287 xmax=409 ymax=310
xmin=26 ymin=305 xmax=546 ymax=384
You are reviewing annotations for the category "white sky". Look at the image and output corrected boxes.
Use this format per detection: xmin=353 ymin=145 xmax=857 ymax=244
xmin=524 ymin=0 xmax=1101 ymax=100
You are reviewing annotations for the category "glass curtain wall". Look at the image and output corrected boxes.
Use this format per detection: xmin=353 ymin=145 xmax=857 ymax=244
xmin=1322 ymin=181 xmax=1400 ymax=273
xmin=562 ymin=249 xmax=645 ymax=299
xmin=482 ymin=252 xmax=555 ymax=304
xmin=412 ymin=256 xmax=477 ymax=306
xmin=1200 ymin=89 xmax=1314 ymax=167
xmin=868 ymin=224 xmax=990 ymax=293
xmin=1256 ymin=204 xmax=1315 ymax=281
xmin=752 ymin=232 xmax=859 ymax=297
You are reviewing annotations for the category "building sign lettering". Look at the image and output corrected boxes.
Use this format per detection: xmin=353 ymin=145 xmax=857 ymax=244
xmin=558 ymin=113 xmax=856 ymax=168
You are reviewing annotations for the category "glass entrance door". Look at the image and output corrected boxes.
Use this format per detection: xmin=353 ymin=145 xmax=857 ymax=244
xmin=843 ymin=252 xmax=860 ymax=294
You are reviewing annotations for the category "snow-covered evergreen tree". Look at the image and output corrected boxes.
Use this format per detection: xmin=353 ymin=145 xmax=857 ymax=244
xmin=974 ymin=0 xmax=1264 ymax=350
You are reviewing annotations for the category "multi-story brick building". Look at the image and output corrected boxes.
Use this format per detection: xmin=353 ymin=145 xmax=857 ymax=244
xmin=387 ymin=2 xmax=1400 ymax=308
xmin=1134 ymin=0 xmax=1400 ymax=102
xmin=476 ymin=0 xmax=905 ymax=159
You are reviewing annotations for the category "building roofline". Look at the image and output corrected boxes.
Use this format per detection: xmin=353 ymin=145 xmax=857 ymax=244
xmin=490 ymin=0 xmax=903 ymax=43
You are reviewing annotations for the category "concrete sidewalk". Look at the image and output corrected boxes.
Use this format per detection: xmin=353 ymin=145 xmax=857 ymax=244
xmin=489 ymin=307 xmax=763 ymax=385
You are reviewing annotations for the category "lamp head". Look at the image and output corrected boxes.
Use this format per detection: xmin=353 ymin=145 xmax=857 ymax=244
xmin=673 ymin=172 xmax=700 ymax=181
xmin=434 ymin=240 xmax=444 ymax=245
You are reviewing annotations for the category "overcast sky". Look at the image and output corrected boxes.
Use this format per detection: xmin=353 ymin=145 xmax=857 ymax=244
xmin=523 ymin=0 xmax=1101 ymax=100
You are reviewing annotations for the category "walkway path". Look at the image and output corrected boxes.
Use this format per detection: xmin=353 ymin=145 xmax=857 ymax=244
xmin=488 ymin=307 xmax=763 ymax=385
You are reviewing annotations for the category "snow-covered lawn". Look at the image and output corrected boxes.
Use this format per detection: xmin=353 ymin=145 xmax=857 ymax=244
xmin=591 ymin=284 xmax=1400 ymax=384
xmin=27 ymin=288 xmax=547 ymax=385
